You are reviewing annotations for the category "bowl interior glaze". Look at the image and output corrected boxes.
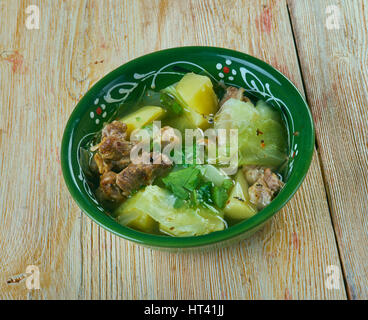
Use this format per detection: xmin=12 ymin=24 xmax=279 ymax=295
xmin=61 ymin=46 xmax=314 ymax=249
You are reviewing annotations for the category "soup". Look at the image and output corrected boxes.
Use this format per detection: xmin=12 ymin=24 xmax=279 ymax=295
xmin=81 ymin=72 xmax=288 ymax=237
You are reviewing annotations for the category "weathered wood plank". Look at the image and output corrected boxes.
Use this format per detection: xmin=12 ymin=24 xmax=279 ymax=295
xmin=0 ymin=0 xmax=85 ymax=300
xmin=288 ymin=0 xmax=368 ymax=299
xmin=0 ymin=0 xmax=346 ymax=299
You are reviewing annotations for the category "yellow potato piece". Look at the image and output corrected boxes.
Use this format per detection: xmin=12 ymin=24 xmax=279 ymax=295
xmin=119 ymin=106 xmax=165 ymax=136
xmin=176 ymin=73 xmax=218 ymax=129
xmin=224 ymin=171 xmax=257 ymax=220
xmin=115 ymin=201 xmax=157 ymax=233
xmin=183 ymin=107 xmax=210 ymax=129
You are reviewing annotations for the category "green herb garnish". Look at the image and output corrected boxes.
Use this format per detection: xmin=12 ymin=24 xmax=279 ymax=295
xmin=211 ymin=186 xmax=228 ymax=209
xmin=196 ymin=182 xmax=213 ymax=205
xmin=174 ymin=198 xmax=184 ymax=208
xmin=163 ymin=166 xmax=233 ymax=210
xmin=162 ymin=167 xmax=201 ymax=201
xmin=160 ymin=92 xmax=183 ymax=115
xmin=222 ymin=179 xmax=234 ymax=191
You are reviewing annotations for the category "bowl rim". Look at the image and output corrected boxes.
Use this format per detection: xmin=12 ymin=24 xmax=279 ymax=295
xmin=61 ymin=46 xmax=315 ymax=248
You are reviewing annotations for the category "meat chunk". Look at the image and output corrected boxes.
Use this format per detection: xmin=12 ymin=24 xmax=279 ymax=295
xmin=263 ymin=168 xmax=284 ymax=193
xmin=242 ymin=165 xmax=265 ymax=185
xmin=96 ymin=171 xmax=125 ymax=203
xmin=102 ymin=120 xmax=127 ymax=139
xmin=248 ymin=168 xmax=284 ymax=210
xmin=219 ymin=86 xmax=250 ymax=107
xmin=110 ymin=157 xmax=132 ymax=172
xmin=91 ymin=121 xmax=135 ymax=174
xmin=92 ymin=121 xmax=174 ymax=201
xmin=92 ymin=153 xmax=113 ymax=173
xmin=248 ymin=181 xmax=273 ymax=210
xmin=91 ymin=152 xmax=132 ymax=175
xmin=99 ymin=136 xmax=134 ymax=161
xmin=115 ymin=164 xmax=148 ymax=197
xmin=116 ymin=153 xmax=172 ymax=197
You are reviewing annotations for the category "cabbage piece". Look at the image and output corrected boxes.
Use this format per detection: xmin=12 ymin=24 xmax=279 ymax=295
xmin=215 ymin=98 xmax=259 ymax=130
xmin=256 ymin=99 xmax=283 ymax=123
xmin=117 ymin=185 xmax=225 ymax=237
xmin=197 ymin=164 xmax=230 ymax=186
xmin=114 ymin=202 xmax=157 ymax=233
xmin=238 ymin=118 xmax=288 ymax=167
xmin=214 ymin=98 xmax=288 ymax=169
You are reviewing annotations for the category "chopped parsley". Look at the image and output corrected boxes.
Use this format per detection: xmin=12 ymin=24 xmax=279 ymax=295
xmin=162 ymin=167 xmax=201 ymax=201
xmin=211 ymin=186 xmax=228 ymax=209
xmin=163 ymin=167 xmax=234 ymax=209
xmin=160 ymin=91 xmax=183 ymax=115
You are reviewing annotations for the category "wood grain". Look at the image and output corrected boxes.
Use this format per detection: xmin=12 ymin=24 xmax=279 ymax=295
xmin=0 ymin=0 xmax=346 ymax=299
xmin=288 ymin=0 xmax=368 ymax=299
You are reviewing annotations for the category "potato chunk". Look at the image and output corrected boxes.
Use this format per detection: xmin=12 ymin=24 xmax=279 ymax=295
xmin=119 ymin=106 xmax=165 ymax=136
xmin=175 ymin=73 xmax=218 ymax=129
xmin=223 ymin=170 xmax=257 ymax=220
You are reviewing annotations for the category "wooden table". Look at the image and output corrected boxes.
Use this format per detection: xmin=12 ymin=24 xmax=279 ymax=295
xmin=1 ymin=0 xmax=367 ymax=300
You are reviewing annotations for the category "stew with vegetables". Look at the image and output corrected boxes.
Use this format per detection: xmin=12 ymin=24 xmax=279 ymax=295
xmin=81 ymin=72 xmax=288 ymax=237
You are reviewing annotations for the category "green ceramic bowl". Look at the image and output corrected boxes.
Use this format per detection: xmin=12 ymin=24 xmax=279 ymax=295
xmin=61 ymin=46 xmax=314 ymax=250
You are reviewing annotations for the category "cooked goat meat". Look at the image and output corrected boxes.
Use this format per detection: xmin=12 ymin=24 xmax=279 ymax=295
xmin=110 ymin=157 xmax=132 ymax=172
xmin=248 ymin=168 xmax=284 ymax=210
xmin=90 ymin=121 xmax=127 ymax=153
xmin=242 ymin=165 xmax=265 ymax=185
xmin=91 ymin=120 xmax=173 ymax=199
xmin=97 ymin=171 xmax=125 ymax=203
xmin=219 ymin=86 xmax=250 ymax=107
xmin=248 ymin=181 xmax=273 ymax=210
xmin=92 ymin=152 xmax=132 ymax=175
xmin=102 ymin=120 xmax=128 ymax=139
xmin=115 ymin=164 xmax=149 ymax=197
xmin=93 ymin=153 xmax=113 ymax=174
xmin=91 ymin=121 xmax=135 ymax=174
xmin=99 ymin=136 xmax=135 ymax=161
xmin=263 ymin=168 xmax=284 ymax=192
xmin=116 ymin=153 xmax=172 ymax=197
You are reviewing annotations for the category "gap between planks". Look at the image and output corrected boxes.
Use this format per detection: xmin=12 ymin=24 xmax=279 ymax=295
xmin=285 ymin=0 xmax=349 ymax=299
